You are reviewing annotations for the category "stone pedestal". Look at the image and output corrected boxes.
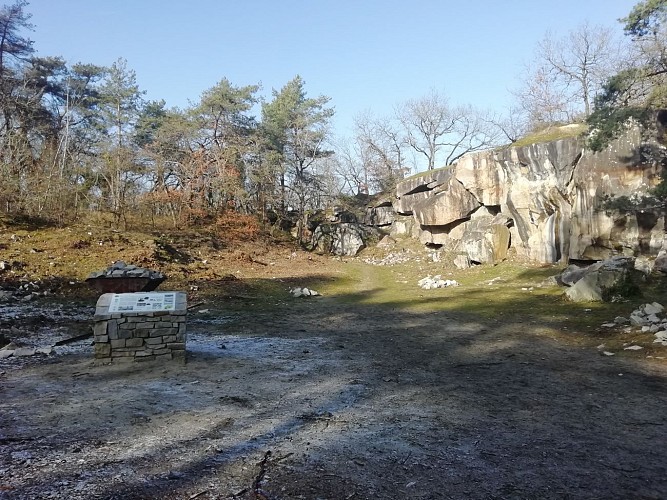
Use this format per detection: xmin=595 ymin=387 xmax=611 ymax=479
xmin=93 ymin=292 xmax=187 ymax=364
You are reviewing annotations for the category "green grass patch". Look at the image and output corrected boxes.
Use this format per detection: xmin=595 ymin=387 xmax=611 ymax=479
xmin=509 ymin=123 xmax=588 ymax=149
xmin=316 ymin=259 xmax=667 ymax=347
xmin=403 ymin=164 xmax=453 ymax=182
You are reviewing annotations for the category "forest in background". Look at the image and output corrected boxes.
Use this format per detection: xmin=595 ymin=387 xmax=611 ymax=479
xmin=0 ymin=0 xmax=664 ymax=237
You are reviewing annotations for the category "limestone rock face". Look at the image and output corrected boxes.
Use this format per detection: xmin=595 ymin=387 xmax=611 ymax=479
xmin=392 ymin=127 xmax=664 ymax=264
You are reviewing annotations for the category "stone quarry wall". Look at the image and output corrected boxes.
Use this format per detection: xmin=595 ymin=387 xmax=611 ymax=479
xmin=390 ymin=127 xmax=666 ymax=264
xmin=93 ymin=292 xmax=187 ymax=363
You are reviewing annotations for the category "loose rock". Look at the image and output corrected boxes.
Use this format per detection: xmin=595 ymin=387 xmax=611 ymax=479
xmin=418 ymin=275 xmax=459 ymax=290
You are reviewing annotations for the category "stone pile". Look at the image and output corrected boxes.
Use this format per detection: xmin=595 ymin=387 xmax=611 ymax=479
xmin=93 ymin=292 xmax=187 ymax=363
xmin=418 ymin=275 xmax=459 ymax=290
xmin=600 ymin=302 xmax=667 ymax=347
xmin=363 ymin=251 xmax=421 ymax=266
xmin=88 ymin=261 xmax=165 ymax=280
xmin=0 ymin=280 xmax=50 ymax=302
xmin=0 ymin=343 xmax=53 ymax=359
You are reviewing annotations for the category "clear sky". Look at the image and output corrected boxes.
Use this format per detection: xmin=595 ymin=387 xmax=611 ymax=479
xmin=26 ymin=0 xmax=636 ymax=141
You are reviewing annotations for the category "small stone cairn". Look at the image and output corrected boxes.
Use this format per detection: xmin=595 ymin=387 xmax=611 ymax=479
xmin=88 ymin=261 xmax=165 ymax=280
xmin=88 ymin=260 xmax=164 ymax=279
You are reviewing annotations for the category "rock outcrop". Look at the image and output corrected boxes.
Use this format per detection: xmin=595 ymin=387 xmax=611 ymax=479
xmin=559 ymin=256 xmax=641 ymax=302
xmin=391 ymin=127 xmax=665 ymax=264
xmin=311 ymin=223 xmax=380 ymax=256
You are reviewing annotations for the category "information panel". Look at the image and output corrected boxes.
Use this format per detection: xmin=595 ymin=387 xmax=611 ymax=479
xmin=108 ymin=292 xmax=176 ymax=313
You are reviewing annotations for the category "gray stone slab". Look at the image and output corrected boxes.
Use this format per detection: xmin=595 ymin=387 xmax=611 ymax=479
xmin=126 ymin=338 xmax=143 ymax=348
xmin=14 ymin=347 xmax=36 ymax=357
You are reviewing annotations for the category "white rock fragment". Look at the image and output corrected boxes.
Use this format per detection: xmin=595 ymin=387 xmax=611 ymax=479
xmin=417 ymin=275 xmax=459 ymax=290
xmin=290 ymin=287 xmax=320 ymax=298
xmin=601 ymin=323 xmax=617 ymax=328
xmin=647 ymin=313 xmax=661 ymax=324
xmin=630 ymin=313 xmax=648 ymax=326
xmin=624 ymin=345 xmax=643 ymax=351
xmin=14 ymin=347 xmax=36 ymax=357
xmin=643 ymin=302 xmax=664 ymax=315
xmin=602 ymin=351 xmax=615 ymax=356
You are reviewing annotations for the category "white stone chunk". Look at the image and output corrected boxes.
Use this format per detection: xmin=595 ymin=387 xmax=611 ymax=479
xmin=644 ymin=302 xmax=664 ymax=315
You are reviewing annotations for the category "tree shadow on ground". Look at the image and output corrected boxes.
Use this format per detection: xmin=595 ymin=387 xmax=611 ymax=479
xmin=3 ymin=273 xmax=667 ymax=499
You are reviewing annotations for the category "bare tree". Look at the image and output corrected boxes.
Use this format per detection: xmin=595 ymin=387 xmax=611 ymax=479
xmin=397 ymin=89 xmax=500 ymax=170
xmin=353 ymin=111 xmax=409 ymax=192
xmin=332 ymin=137 xmax=368 ymax=196
xmin=513 ymin=63 xmax=577 ymax=128
xmin=493 ymin=106 xmax=530 ymax=144
xmin=515 ymin=22 xmax=627 ymax=129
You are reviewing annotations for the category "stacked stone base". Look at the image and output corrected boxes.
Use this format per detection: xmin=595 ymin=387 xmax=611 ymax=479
xmin=93 ymin=292 xmax=187 ymax=364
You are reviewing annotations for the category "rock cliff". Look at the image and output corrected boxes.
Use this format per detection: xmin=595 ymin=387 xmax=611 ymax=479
xmin=390 ymin=127 xmax=665 ymax=264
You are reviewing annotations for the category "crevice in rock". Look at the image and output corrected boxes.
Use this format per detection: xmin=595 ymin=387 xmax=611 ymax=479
xmin=564 ymin=150 xmax=583 ymax=191
xmin=452 ymin=177 xmax=484 ymax=208
xmin=402 ymin=183 xmax=435 ymax=197
xmin=569 ymin=258 xmax=598 ymax=266
xmin=421 ymin=218 xmax=471 ymax=235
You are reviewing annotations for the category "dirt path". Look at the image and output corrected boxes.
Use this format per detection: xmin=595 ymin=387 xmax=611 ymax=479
xmin=2 ymin=266 xmax=667 ymax=499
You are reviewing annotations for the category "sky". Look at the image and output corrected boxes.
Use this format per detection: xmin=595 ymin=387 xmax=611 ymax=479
xmin=26 ymin=0 xmax=637 ymax=142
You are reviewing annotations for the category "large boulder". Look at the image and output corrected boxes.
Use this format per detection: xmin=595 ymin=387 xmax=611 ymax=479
xmin=393 ymin=169 xmax=453 ymax=215
xmin=390 ymin=215 xmax=419 ymax=238
xmin=444 ymin=212 xmax=512 ymax=264
xmin=365 ymin=202 xmax=395 ymax=227
xmin=311 ymin=223 xmax=379 ymax=256
xmin=411 ymin=178 xmax=481 ymax=226
xmin=564 ymin=256 xmax=639 ymax=302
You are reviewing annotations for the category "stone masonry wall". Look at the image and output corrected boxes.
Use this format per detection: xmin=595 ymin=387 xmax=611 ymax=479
xmin=93 ymin=292 xmax=187 ymax=363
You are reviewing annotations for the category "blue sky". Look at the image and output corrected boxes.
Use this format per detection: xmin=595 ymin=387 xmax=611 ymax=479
xmin=26 ymin=0 xmax=635 ymax=141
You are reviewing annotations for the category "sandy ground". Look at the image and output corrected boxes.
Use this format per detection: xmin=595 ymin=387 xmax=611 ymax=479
xmin=2 ymin=273 xmax=667 ymax=500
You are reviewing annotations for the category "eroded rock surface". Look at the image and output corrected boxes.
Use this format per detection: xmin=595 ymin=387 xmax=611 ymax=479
xmin=391 ymin=127 xmax=665 ymax=264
